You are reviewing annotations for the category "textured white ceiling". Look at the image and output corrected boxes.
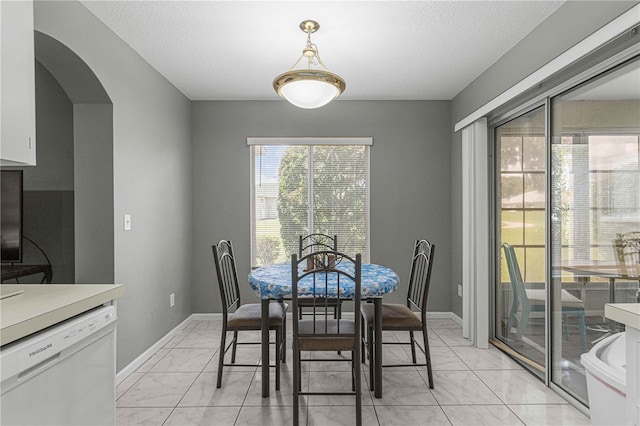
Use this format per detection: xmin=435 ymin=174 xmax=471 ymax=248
xmin=81 ymin=1 xmax=565 ymax=101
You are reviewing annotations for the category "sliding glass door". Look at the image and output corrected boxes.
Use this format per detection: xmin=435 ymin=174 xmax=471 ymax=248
xmin=494 ymin=106 xmax=547 ymax=378
xmin=550 ymin=58 xmax=640 ymax=403
xmin=493 ymin=57 xmax=639 ymax=405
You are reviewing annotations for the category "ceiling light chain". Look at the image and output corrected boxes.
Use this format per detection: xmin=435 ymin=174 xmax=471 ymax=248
xmin=287 ymin=25 xmax=326 ymax=72
xmin=273 ymin=20 xmax=346 ymax=109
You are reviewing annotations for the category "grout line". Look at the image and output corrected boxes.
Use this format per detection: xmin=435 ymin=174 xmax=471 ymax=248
xmin=160 ymin=406 xmax=177 ymax=425
xmin=116 ymin=318 xmax=590 ymax=425
xmin=115 ymin=371 xmax=145 ymax=402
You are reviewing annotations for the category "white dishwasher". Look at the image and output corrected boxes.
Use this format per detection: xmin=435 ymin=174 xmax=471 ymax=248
xmin=1 ymin=304 xmax=117 ymax=426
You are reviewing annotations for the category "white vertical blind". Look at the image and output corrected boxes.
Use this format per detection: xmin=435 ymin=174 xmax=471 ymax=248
xmin=462 ymin=118 xmax=490 ymax=349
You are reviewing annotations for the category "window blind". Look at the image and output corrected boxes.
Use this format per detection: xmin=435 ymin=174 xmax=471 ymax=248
xmin=251 ymin=143 xmax=370 ymax=267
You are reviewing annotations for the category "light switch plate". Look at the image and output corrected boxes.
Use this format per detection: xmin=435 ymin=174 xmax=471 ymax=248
xmin=124 ymin=214 xmax=132 ymax=231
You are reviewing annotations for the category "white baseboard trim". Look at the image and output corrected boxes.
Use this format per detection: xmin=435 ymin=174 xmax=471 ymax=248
xmin=116 ymin=314 xmax=196 ymax=384
xmin=428 ymin=311 xmax=463 ymax=326
xmin=116 ymin=310 xmax=462 ymax=383
xmin=190 ymin=313 xmax=223 ymax=321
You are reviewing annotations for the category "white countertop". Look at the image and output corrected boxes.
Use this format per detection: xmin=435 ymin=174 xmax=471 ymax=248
xmin=605 ymin=303 xmax=640 ymax=330
xmin=0 ymin=284 xmax=125 ymax=346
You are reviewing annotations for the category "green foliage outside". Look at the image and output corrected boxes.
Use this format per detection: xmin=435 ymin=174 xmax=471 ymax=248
xmin=277 ymin=145 xmax=367 ymax=258
xmin=256 ymin=236 xmax=281 ymax=266
xmin=277 ymin=146 xmax=309 ymax=256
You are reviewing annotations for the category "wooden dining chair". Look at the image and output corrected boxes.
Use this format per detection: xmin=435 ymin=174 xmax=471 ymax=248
xmin=360 ymin=239 xmax=435 ymax=390
xmin=291 ymin=250 xmax=362 ymax=426
xmin=212 ymin=240 xmax=286 ymax=389
xmin=297 ymin=233 xmax=342 ymax=319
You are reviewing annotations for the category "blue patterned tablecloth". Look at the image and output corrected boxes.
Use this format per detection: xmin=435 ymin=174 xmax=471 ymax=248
xmin=249 ymin=262 xmax=399 ymax=300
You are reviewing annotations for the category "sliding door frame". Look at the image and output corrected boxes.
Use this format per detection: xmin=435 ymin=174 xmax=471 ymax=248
xmin=489 ymin=100 xmax=549 ymax=379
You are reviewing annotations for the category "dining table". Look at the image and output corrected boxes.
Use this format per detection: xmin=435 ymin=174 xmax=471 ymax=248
xmin=560 ymin=262 xmax=640 ymax=303
xmin=249 ymin=261 xmax=399 ymax=398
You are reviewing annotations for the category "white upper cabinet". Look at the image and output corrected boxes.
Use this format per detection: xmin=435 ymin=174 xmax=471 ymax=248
xmin=1 ymin=0 xmax=36 ymax=166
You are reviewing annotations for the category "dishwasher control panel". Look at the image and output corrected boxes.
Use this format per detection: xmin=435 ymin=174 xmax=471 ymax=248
xmin=0 ymin=305 xmax=117 ymax=383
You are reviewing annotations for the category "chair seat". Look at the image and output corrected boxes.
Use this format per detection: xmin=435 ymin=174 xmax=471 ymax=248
xmin=361 ymin=303 xmax=422 ymax=329
xmin=526 ymin=289 xmax=584 ymax=309
xmin=298 ymin=319 xmax=356 ymax=351
xmin=227 ymin=302 xmax=287 ymax=329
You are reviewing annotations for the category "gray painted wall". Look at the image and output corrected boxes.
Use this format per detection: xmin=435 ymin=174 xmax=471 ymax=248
xmin=19 ymin=61 xmax=75 ymax=191
xmin=73 ymin=104 xmax=114 ymax=283
xmin=35 ymin=0 xmax=193 ymax=371
xmin=31 ymin=62 xmax=75 ymax=283
xmin=191 ymin=100 xmax=452 ymax=315
xmin=448 ymin=1 xmax=638 ymax=317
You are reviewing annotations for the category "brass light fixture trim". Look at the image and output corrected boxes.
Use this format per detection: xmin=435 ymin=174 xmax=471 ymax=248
xmin=273 ymin=19 xmax=346 ymax=109
xmin=300 ymin=20 xmax=319 ymax=33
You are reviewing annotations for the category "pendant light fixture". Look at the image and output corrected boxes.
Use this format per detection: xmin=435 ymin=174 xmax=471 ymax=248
xmin=273 ymin=20 xmax=346 ymax=109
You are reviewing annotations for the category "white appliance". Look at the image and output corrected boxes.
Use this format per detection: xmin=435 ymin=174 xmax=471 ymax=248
xmin=581 ymin=331 xmax=626 ymax=426
xmin=1 ymin=305 xmax=117 ymax=425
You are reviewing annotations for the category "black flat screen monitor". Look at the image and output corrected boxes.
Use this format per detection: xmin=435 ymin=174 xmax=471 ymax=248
xmin=1 ymin=170 xmax=23 ymax=263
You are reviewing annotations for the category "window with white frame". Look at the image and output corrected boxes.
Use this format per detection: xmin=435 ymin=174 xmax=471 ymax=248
xmin=249 ymin=138 xmax=371 ymax=267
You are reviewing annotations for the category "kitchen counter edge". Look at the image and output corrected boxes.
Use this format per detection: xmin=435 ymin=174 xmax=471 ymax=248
xmin=1 ymin=284 xmax=125 ymax=346
xmin=605 ymin=303 xmax=640 ymax=330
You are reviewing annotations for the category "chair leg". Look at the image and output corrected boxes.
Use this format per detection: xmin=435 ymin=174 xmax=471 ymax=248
xmin=409 ymin=330 xmax=417 ymax=364
xmin=337 ymin=306 xmax=342 ymax=355
xmin=351 ymin=351 xmax=356 ymax=391
xmin=360 ymin=320 xmax=366 ymax=364
xmin=515 ymin=302 xmax=530 ymax=341
xmin=231 ymin=330 xmax=239 ymax=363
xmin=336 ymin=302 xmax=342 ymax=355
xmin=275 ymin=326 xmax=281 ymax=391
xmin=216 ymin=328 xmax=227 ymax=388
xmin=507 ymin=297 xmax=519 ymax=340
xmin=282 ymin=320 xmax=287 ymax=364
xmin=293 ymin=345 xmax=300 ymax=426
xmin=281 ymin=303 xmax=287 ymax=364
xmin=578 ymin=310 xmax=587 ymax=353
xmin=367 ymin=325 xmax=374 ymax=391
xmin=354 ymin=344 xmax=362 ymax=426
xmin=298 ymin=357 xmax=303 ymax=392
xmin=422 ymin=326 xmax=434 ymax=389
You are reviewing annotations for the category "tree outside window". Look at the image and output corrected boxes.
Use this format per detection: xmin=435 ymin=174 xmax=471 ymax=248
xmin=252 ymin=144 xmax=369 ymax=267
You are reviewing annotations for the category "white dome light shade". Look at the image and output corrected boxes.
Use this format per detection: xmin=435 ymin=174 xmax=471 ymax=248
xmin=280 ymin=80 xmax=339 ymax=109
xmin=274 ymin=70 xmax=346 ymax=109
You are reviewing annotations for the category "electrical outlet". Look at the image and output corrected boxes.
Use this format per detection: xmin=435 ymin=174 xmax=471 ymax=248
xmin=170 ymin=293 xmax=175 ymax=307
xmin=457 ymin=284 xmax=463 ymax=297
xmin=123 ymin=214 xmax=132 ymax=231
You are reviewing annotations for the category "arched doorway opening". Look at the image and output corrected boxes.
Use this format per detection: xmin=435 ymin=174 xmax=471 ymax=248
xmin=28 ymin=31 xmax=115 ymax=283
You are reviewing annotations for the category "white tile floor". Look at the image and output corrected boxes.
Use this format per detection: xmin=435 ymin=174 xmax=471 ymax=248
xmin=116 ymin=318 xmax=591 ymax=425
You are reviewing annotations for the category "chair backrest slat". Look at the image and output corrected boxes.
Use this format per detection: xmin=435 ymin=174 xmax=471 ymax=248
xmin=299 ymin=233 xmax=338 ymax=257
xmin=292 ymin=250 xmax=361 ymax=338
xmin=212 ymin=240 xmax=242 ymax=315
xmin=406 ymin=240 xmax=435 ymax=313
